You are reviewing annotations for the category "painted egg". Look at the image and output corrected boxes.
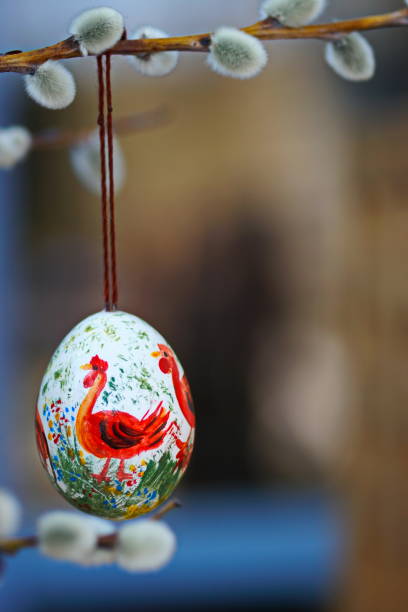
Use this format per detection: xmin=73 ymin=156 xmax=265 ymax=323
xmin=35 ymin=310 xmax=195 ymax=520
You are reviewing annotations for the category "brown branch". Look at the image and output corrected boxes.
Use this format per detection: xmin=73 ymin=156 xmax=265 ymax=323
xmin=98 ymin=499 xmax=182 ymax=547
xmin=0 ymin=536 xmax=37 ymax=555
xmin=32 ymin=107 xmax=171 ymax=150
xmin=0 ymin=9 xmax=408 ymax=74
xmin=152 ymin=499 xmax=182 ymax=521
xmin=0 ymin=498 xmax=181 ymax=556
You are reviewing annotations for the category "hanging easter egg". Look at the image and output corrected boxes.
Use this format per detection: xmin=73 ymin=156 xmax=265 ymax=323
xmin=35 ymin=311 xmax=195 ymax=520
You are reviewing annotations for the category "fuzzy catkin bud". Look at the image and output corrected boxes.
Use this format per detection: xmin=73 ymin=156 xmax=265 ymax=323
xmin=207 ymin=27 xmax=267 ymax=79
xmin=38 ymin=511 xmax=97 ymax=562
xmin=0 ymin=489 xmax=21 ymax=538
xmin=0 ymin=127 xmax=32 ymax=169
xmin=24 ymin=61 xmax=76 ymax=110
xmin=260 ymin=0 xmax=326 ymax=27
xmin=78 ymin=518 xmax=116 ymax=567
xmin=127 ymin=26 xmax=179 ymax=77
xmin=117 ymin=520 xmax=176 ymax=572
xmin=69 ymin=7 xmax=124 ymax=56
xmin=70 ymin=129 xmax=125 ymax=195
xmin=325 ymin=33 xmax=376 ymax=82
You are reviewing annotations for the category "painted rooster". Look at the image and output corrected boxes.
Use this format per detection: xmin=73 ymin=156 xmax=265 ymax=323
xmin=151 ymin=344 xmax=195 ymax=471
xmin=151 ymin=344 xmax=195 ymax=428
xmin=76 ymin=355 xmax=175 ymax=482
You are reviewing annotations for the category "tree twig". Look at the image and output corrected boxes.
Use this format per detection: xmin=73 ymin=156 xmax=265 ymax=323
xmin=152 ymin=499 xmax=182 ymax=521
xmin=0 ymin=498 xmax=181 ymax=556
xmin=31 ymin=107 xmax=171 ymax=150
xmin=0 ymin=536 xmax=37 ymax=555
xmin=0 ymin=9 xmax=408 ymax=74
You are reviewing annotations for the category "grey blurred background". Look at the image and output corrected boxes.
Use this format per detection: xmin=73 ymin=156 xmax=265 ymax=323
xmin=1 ymin=1 xmax=408 ymax=611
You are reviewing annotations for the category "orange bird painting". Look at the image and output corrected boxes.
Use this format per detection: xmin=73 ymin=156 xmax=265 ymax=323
xmin=151 ymin=344 xmax=196 ymax=428
xmin=75 ymin=355 xmax=176 ymax=482
xmin=151 ymin=344 xmax=195 ymax=470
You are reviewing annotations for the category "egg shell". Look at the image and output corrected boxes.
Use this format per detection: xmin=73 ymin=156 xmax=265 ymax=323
xmin=35 ymin=311 xmax=195 ymax=520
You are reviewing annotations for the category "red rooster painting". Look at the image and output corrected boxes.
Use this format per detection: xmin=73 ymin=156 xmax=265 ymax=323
xmin=151 ymin=344 xmax=195 ymax=471
xmin=151 ymin=344 xmax=196 ymax=428
xmin=76 ymin=355 xmax=175 ymax=482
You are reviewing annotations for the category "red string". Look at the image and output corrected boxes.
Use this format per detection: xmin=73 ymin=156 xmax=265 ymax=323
xmin=96 ymin=54 xmax=118 ymax=312
xmin=105 ymin=53 xmax=118 ymax=310
xmin=96 ymin=55 xmax=111 ymax=311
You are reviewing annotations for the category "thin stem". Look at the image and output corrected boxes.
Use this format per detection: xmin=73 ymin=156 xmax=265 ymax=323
xmin=0 ymin=9 xmax=407 ymax=74
xmin=0 ymin=499 xmax=181 ymax=556
xmin=152 ymin=499 xmax=182 ymax=521
xmin=31 ymin=107 xmax=171 ymax=150
xmin=0 ymin=536 xmax=37 ymax=555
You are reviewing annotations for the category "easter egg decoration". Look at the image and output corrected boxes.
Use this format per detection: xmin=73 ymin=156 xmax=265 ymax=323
xmin=35 ymin=311 xmax=195 ymax=519
xmin=35 ymin=55 xmax=195 ymax=519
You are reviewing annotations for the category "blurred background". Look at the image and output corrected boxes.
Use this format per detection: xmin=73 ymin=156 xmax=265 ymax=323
xmin=1 ymin=1 xmax=408 ymax=611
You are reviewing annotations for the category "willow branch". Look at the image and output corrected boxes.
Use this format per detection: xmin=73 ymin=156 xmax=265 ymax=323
xmin=0 ymin=536 xmax=37 ymax=555
xmin=152 ymin=499 xmax=182 ymax=521
xmin=0 ymin=499 xmax=181 ymax=556
xmin=32 ymin=107 xmax=171 ymax=150
xmin=1 ymin=9 xmax=408 ymax=74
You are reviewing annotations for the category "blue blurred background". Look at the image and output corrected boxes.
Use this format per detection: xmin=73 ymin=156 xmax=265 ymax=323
xmin=2 ymin=1 xmax=408 ymax=611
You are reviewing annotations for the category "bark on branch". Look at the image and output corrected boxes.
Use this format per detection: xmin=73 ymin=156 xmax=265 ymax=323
xmin=1 ymin=9 xmax=408 ymax=74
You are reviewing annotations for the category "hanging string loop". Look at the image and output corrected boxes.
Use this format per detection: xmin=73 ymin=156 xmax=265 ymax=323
xmin=96 ymin=53 xmax=118 ymax=312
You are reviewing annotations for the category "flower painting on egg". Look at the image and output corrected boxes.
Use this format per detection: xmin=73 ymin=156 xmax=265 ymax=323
xmin=35 ymin=311 xmax=195 ymax=520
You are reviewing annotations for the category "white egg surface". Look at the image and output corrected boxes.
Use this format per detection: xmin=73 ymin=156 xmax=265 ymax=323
xmin=35 ymin=310 xmax=195 ymax=520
